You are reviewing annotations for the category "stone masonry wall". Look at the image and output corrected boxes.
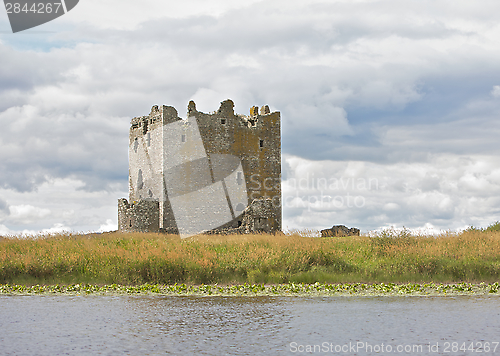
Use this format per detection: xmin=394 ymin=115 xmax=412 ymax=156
xmin=190 ymin=99 xmax=281 ymax=231
xmin=118 ymin=198 xmax=159 ymax=233
xmin=118 ymin=100 xmax=281 ymax=236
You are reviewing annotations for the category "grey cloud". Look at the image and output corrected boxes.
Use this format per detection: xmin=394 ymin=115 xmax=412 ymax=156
xmin=1 ymin=0 xmax=500 ymax=233
xmin=2 ymin=0 xmax=493 ymax=168
xmin=282 ymin=154 xmax=500 ymax=232
xmin=97 ymin=1 xmax=477 ymax=51
xmin=0 ymin=104 xmax=129 ymax=192
xmin=0 ymin=198 xmax=8 ymax=212
xmin=0 ymin=45 xmax=68 ymax=91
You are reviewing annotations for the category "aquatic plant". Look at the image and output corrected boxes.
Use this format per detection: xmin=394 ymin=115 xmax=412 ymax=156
xmin=0 ymin=282 xmax=498 ymax=296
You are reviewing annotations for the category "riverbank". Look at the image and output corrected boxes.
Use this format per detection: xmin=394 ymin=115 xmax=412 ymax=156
xmin=1 ymin=227 xmax=499 ymax=285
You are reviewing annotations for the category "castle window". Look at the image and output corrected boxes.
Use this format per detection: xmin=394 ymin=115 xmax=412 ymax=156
xmin=259 ymin=139 xmax=264 ymax=148
xmin=137 ymin=169 xmax=143 ymax=190
xmin=181 ymin=134 xmax=186 ymax=143
xmin=146 ymin=132 xmax=151 ymax=147
xmin=221 ymin=119 xmax=226 ymax=125
xmin=237 ymin=172 xmax=243 ymax=185
xmin=134 ymin=138 xmax=138 ymax=153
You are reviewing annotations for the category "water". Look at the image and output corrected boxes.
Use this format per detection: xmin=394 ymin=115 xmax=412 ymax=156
xmin=0 ymin=295 xmax=499 ymax=355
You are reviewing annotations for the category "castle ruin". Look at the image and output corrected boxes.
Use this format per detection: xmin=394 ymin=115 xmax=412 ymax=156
xmin=118 ymin=99 xmax=281 ymax=237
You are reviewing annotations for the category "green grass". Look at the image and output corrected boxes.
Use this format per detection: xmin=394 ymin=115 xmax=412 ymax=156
xmin=1 ymin=225 xmax=500 ymax=285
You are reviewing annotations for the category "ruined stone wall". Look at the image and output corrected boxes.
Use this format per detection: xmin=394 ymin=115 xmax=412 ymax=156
xmin=239 ymin=198 xmax=280 ymax=233
xmin=117 ymin=198 xmax=159 ymax=233
xmin=128 ymin=105 xmax=179 ymax=202
xmin=118 ymin=100 xmax=281 ymax=236
xmin=193 ymin=100 xmax=281 ymax=231
xmin=128 ymin=105 xmax=180 ymax=233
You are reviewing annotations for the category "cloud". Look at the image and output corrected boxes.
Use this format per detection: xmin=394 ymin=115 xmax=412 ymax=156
xmin=0 ymin=224 xmax=12 ymax=236
xmin=3 ymin=0 xmax=500 ymax=159
xmin=63 ymin=0 xmax=265 ymax=30
xmin=97 ymin=219 xmax=117 ymax=232
xmin=282 ymin=154 xmax=500 ymax=232
xmin=0 ymin=198 xmax=8 ymax=213
xmin=40 ymin=223 xmax=71 ymax=235
xmin=491 ymin=85 xmax=500 ymax=98
xmin=8 ymin=204 xmax=51 ymax=224
xmin=1 ymin=0 xmax=500 ymax=233
xmin=9 ymin=223 xmax=73 ymax=237
xmin=0 ymin=177 xmax=126 ymax=233
xmin=0 ymin=100 xmax=129 ymax=192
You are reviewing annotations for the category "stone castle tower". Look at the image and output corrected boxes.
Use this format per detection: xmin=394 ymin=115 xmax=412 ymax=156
xmin=118 ymin=99 xmax=281 ymax=237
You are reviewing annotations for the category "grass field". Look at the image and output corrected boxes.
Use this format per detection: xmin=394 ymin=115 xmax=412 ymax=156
xmin=1 ymin=224 xmax=500 ymax=286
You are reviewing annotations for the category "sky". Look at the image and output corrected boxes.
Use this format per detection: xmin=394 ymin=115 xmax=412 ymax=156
xmin=1 ymin=0 xmax=500 ymax=235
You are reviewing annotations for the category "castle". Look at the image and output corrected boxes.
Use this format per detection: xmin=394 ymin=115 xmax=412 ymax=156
xmin=118 ymin=99 xmax=281 ymax=237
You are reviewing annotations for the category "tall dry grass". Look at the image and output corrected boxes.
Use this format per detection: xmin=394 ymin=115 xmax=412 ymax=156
xmin=0 ymin=227 xmax=499 ymax=285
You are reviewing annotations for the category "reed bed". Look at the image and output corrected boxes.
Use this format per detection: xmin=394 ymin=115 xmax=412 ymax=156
xmin=0 ymin=227 xmax=499 ymax=285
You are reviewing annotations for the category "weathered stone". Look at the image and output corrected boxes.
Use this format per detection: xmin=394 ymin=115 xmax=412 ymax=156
xmin=118 ymin=100 xmax=281 ymax=237
xmin=320 ymin=225 xmax=360 ymax=237
xmin=260 ymin=105 xmax=270 ymax=115
xmin=118 ymin=198 xmax=159 ymax=233
xmin=238 ymin=198 xmax=279 ymax=233
xmin=203 ymin=198 xmax=279 ymax=235
xmin=250 ymin=106 xmax=259 ymax=116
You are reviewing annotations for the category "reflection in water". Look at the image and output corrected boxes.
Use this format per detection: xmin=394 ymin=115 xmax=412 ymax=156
xmin=0 ymin=295 xmax=499 ymax=355
xmin=131 ymin=296 xmax=292 ymax=354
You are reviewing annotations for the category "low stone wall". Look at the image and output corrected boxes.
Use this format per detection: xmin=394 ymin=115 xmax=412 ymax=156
xmin=117 ymin=199 xmax=159 ymax=233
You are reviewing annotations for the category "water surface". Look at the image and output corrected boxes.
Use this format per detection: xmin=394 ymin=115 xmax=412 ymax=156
xmin=1 ymin=295 xmax=499 ymax=355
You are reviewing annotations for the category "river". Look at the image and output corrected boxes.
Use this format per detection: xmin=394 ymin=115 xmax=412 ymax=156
xmin=0 ymin=295 xmax=499 ymax=355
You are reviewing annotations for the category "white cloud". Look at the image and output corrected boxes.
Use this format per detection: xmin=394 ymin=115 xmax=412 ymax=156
xmin=0 ymin=178 xmax=125 ymax=233
xmin=41 ymin=223 xmax=71 ymax=235
xmin=9 ymin=205 xmax=51 ymax=223
xmin=491 ymin=85 xmax=500 ymax=98
xmin=282 ymin=154 xmax=500 ymax=232
xmin=8 ymin=223 xmax=72 ymax=237
xmin=63 ymin=0 xmax=265 ymax=30
xmin=0 ymin=224 xmax=13 ymax=236
xmin=366 ymin=223 xmax=453 ymax=237
xmin=2 ymin=0 xmax=500 ymax=233
xmin=97 ymin=219 xmax=117 ymax=233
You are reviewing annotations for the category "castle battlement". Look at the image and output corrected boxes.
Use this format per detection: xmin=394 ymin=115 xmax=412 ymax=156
xmin=118 ymin=99 xmax=281 ymax=237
